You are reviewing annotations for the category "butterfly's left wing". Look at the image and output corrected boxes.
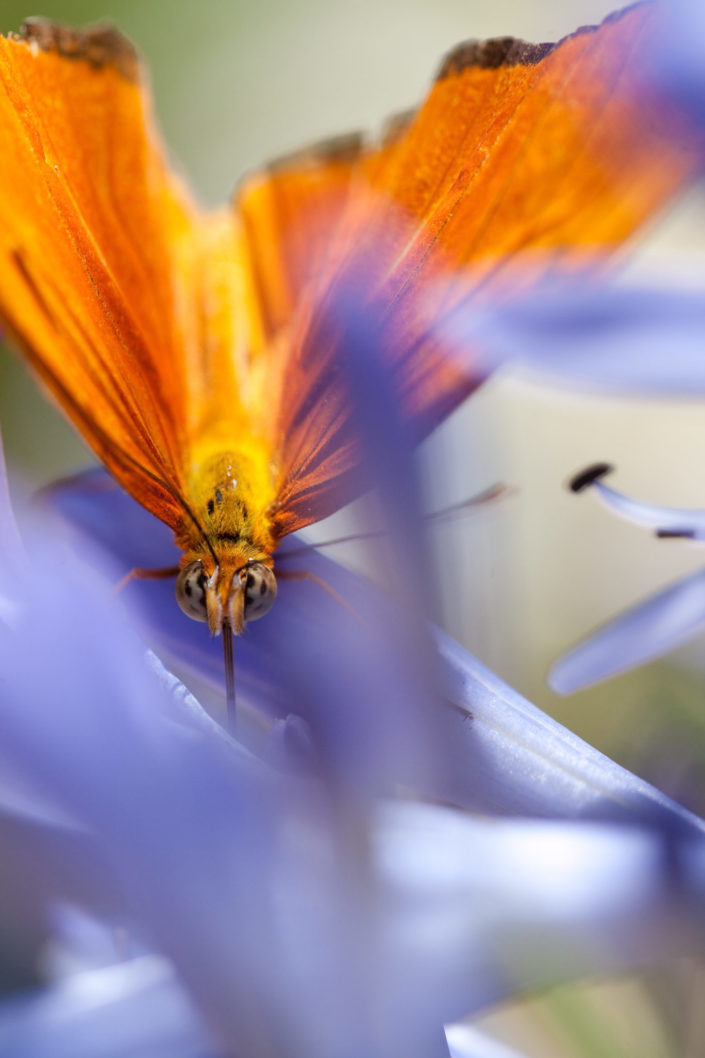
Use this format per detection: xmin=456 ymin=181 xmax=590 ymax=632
xmin=0 ymin=20 xmax=263 ymax=541
xmin=0 ymin=20 xmax=199 ymax=527
xmin=258 ymin=4 xmax=699 ymax=537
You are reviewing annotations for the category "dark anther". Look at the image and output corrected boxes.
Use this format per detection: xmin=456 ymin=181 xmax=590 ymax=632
xmin=569 ymin=463 xmax=614 ymax=493
xmin=215 ymin=488 xmax=223 ymax=505
xmin=656 ymin=528 xmax=696 ymax=539
xmin=207 ymin=499 xmax=215 ymax=516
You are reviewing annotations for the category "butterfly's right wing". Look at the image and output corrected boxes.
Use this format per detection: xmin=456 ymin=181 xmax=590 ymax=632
xmin=234 ymin=130 xmax=399 ymax=343
xmin=241 ymin=5 xmax=698 ymax=538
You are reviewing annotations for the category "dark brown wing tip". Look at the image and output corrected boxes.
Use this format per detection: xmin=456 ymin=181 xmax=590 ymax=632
xmin=267 ymin=130 xmax=366 ymax=174
xmin=232 ymin=129 xmax=366 ymax=205
xmin=438 ymin=37 xmax=553 ymax=77
xmin=379 ymin=107 xmax=416 ymax=148
xmin=234 ymin=129 xmax=365 ymax=201
xmin=17 ymin=17 xmax=140 ymax=81
xmin=435 ymin=2 xmax=647 ymax=79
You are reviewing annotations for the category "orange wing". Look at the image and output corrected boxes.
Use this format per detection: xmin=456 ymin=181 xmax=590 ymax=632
xmin=0 ymin=20 xmax=252 ymax=535
xmin=0 ymin=10 xmax=696 ymax=549
xmin=235 ymin=132 xmax=368 ymax=344
xmin=368 ymin=6 xmax=689 ymax=276
xmin=261 ymin=3 xmax=698 ymax=537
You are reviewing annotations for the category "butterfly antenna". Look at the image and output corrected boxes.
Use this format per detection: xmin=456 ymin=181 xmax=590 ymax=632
xmin=278 ymin=483 xmax=510 ymax=559
xmin=425 ymin=482 xmax=511 ymax=524
xmin=222 ymin=622 xmax=237 ymax=730
xmin=278 ymin=527 xmax=388 ymax=559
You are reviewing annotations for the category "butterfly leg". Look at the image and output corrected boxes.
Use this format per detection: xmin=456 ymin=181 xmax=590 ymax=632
xmin=112 ymin=565 xmax=180 ymax=596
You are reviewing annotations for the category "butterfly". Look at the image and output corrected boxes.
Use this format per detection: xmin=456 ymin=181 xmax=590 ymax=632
xmin=0 ymin=6 xmax=695 ymax=716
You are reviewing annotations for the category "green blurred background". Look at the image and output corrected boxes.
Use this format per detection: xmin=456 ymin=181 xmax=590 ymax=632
xmin=1 ymin=2 xmax=704 ymax=1053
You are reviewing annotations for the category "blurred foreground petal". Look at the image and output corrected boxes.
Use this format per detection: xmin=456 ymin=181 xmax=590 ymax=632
xmin=280 ymin=292 xmax=452 ymax=804
xmin=0 ymin=957 xmax=214 ymax=1058
xmin=48 ymin=471 xmax=705 ymax=833
xmin=650 ymin=0 xmax=705 ymax=130
xmin=378 ymin=803 xmax=705 ymax=1018
xmin=446 ymin=1024 xmax=529 ymax=1058
xmin=440 ymin=280 xmax=705 ymax=396
xmin=0 ymin=427 xmax=22 ymax=565
xmin=2 ymin=507 xmax=705 ymax=1053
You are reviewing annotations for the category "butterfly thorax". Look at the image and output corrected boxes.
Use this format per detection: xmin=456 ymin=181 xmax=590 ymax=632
xmin=174 ymin=448 xmax=278 ymax=635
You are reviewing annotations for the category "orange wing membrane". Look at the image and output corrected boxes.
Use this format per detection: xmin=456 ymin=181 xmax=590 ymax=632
xmin=235 ymin=132 xmax=368 ymax=344
xmin=264 ymin=3 xmax=698 ymax=533
xmin=0 ymin=7 xmax=697 ymax=639
xmin=0 ymin=22 xmax=199 ymax=528
xmin=369 ymin=4 xmax=688 ymax=276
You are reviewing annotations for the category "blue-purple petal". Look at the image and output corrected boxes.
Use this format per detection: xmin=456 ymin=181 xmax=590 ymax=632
xmin=446 ymin=1024 xmax=530 ymax=1058
xmin=648 ymin=0 xmax=705 ymax=132
xmin=47 ymin=471 xmax=705 ymax=833
xmin=440 ymin=280 xmax=705 ymax=397
xmin=0 ymin=531 xmax=285 ymax=1052
xmin=435 ymin=632 xmax=705 ymax=833
xmin=0 ymin=957 xmax=215 ymax=1058
xmin=550 ymin=566 xmax=705 ymax=694
xmin=377 ymin=803 xmax=705 ymax=1020
xmin=2 ymin=505 xmax=705 ymax=1052
xmin=0 ymin=427 xmax=23 ymax=561
xmin=46 ymin=467 xmax=460 ymax=802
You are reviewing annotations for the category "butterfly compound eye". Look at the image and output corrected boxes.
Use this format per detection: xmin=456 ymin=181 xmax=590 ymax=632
xmin=242 ymin=562 xmax=277 ymax=622
xmin=175 ymin=561 xmax=208 ymax=622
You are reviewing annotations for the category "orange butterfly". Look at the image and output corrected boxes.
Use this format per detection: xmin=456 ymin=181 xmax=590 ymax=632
xmin=0 ymin=8 xmax=695 ymax=715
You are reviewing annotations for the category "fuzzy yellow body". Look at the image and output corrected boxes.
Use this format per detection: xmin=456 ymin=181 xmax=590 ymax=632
xmin=176 ymin=446 xmax=278 ymax=633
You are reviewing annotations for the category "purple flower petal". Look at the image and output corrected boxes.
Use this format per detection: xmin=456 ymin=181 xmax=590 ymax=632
xmin=446 ymin=1024 xmax=530 ymax=1058
xmin=648 ymin=0 xmax=705 ymax=131
xmin=0 ymin=525 xmax=290 ymax=1052
xmin=5 ymin=804 xmax=703 ymax=1056
xmin=0 ymin=754 xmax=77 ymax=830
xmin=0 ymin=426 xmax=24 ymax=563
xmin=1 ymin=810 xmax=120 ymax=910
xmin=550 ymin=566 xmax=705 ymax=694
xmin=435 ymin=632 xmax=705 ymax=833
xmin=3 ymin=506 xmax=705 ymax=1052
xmin=0 ymin=511 xmax=472 ymax=1054
xmin=44 ymin=906 xmax=143 ymax=979
xmin=0 ymin=957 xmax=214 ymax=1058
xmin=46 ymin=465 xmax=460 ymax=803
xmin=47 ymin=471 xmax=705 ymax=833
xmin=377 ymin=803 xmax=705 ymax=1019
xmin=439 ymin=280 xmax=705 ymax=397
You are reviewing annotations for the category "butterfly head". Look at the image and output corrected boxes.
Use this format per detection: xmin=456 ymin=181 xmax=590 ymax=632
xmin=175 ymin=551 xmax=277 ymax=635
